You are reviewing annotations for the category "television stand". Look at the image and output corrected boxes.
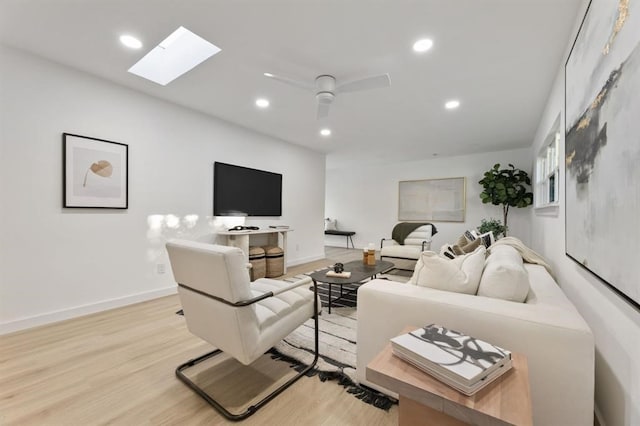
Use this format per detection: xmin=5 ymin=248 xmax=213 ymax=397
xmin=218 ymin=228 xmax=293 ymax=274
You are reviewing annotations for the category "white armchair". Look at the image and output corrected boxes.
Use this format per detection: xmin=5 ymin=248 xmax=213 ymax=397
xmin=380 ymin=223 xmax=434 ymax=271
xmin=166 ymin=240 xmax=320 ymax=420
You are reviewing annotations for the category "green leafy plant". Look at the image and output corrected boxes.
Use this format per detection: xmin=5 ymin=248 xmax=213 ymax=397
xmin=479 ymin=163 xmax=533 ymax=235
xmin=478 ymin=218 xmax=507 ymax=240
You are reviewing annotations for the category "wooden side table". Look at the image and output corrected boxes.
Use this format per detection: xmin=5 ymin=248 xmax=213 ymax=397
xmin=366 ymin=328 xmax=532 ymax=426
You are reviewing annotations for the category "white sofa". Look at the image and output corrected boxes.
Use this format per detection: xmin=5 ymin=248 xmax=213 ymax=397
xmin=356 ymin=264 xmax=594 ymax=426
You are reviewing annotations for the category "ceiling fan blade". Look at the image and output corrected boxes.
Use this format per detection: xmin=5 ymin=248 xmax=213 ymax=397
xmin=263 ymin=72 xmax=315 ymax=91
xmin=317 ymin=102 xmax=330 ymax=119
xmin=335 ymin=73 xmax=390 ymax=93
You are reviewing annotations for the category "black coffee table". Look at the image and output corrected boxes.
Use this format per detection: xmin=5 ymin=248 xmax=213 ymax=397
xmin=309 ymin=260 xmax=394 ymax=313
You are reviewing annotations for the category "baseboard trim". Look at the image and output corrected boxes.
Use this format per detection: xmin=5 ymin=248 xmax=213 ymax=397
xmin=287 ymin=254 xmax=325 ymax=267
xmin=0 ymin=286 xmax=178 ymax=335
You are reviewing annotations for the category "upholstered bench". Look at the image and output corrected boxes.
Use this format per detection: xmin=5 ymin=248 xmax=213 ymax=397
xmin=324 ymin=230 xmax=356 ymax=248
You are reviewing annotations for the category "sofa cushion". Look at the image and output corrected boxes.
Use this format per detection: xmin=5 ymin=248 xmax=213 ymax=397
xmin=409 ymin=246 xmax=486 ymax=294
xmin=477 ymin=245 xmax=529 ymax=302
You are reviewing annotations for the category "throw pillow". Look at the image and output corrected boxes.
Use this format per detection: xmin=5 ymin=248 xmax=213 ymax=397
xmin=478 ymin=231 xmax=495 ymax=248
xmin=455 ymin=234 xmax=468 ymax=247
xmin=409 ymin=246 xmax=486 ymax=295
xmin=450 ymin=236 xmax=482 ymax=256
xmin=477 ymin=245 xmax=530 ymax=302
xmin=439 ymin=244 xmax=458 ymax=259
xmin=463 ymin=229 xmax=478 ymax=242
xmin=324 ymin=218 xmax=337 ymax=231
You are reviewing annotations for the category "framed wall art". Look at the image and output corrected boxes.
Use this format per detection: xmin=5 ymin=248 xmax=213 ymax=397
xmin=63 ymin=133 xmax=128 ymax=209
xmin=398 ymin=177 xmax=466 ymax=222
xmin=565 ymin=0 xmax=639 ymax=308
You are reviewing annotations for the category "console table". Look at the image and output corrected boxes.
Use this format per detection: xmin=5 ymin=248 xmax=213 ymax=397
xmin=218 ymin=228 xmax=292 ymax=274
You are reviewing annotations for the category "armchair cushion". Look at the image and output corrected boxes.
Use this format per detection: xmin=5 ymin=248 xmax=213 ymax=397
xmin=250 ymin=277 xmax=315 ymax=331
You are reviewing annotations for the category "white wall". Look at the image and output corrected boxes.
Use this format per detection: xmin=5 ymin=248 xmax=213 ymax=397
xmin=0 ymin=46 xmax=326 ymax=334
xmin=529 ymin=42 xmax=640 ymax=426
xmin=324 ymin=148 xmax=531 ymax=250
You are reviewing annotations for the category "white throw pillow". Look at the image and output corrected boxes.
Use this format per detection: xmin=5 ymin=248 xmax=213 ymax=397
xmin=477 ymin=245 xmax=530 ymax=302
xmin=324 ymin=218 xmax=337 ymax=231
xmin=409 ymin=246 xmax=486 ymax=295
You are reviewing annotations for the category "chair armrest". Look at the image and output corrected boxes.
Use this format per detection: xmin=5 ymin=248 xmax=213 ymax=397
xmin=179 ymin=277 xmax=314 ymax=307
xmin=270 ymin=276 xmax=312 ymax=296
xmin=380 ymin=238 xmax=396 ymax=249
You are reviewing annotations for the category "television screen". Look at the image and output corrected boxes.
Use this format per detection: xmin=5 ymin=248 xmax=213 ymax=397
xmin=214 ymin=162 xmax=282 ymax=216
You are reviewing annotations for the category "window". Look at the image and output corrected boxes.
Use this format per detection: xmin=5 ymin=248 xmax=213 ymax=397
xmin=535 ymin=115 xmax=560 ymax=209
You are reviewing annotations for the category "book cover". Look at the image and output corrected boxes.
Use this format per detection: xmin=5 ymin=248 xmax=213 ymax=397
xmin=393 ymin=349 xmax=512 ymax=396
xmin=390 ymin=324 xmax=511 ymax=385
xmin=326 ymin=270 xmax=351 ymax=278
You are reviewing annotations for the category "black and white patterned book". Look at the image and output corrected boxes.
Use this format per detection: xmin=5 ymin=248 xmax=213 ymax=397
xmin=390 ymin=324 xmax=512 ymax=394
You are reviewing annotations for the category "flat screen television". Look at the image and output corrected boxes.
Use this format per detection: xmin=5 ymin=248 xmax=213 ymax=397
xmin=213 ymin=162 xmax=282 ymax=216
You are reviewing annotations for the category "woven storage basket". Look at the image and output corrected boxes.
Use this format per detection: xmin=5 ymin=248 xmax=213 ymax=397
xmin=263 ymin=245 xmax=284 ymax=278
xmin=248 ymin=246 xmax=266 ymax=281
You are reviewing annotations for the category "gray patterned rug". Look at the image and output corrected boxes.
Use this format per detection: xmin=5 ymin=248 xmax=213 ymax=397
xmin=268 ymin=269 xmax=410 ymax=410
xmin=268 ymin=304 xmax=396 ymax=410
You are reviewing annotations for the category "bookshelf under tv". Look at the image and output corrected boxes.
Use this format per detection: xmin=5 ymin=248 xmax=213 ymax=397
xmin=217 ymin=228 xmax=293 ymax=274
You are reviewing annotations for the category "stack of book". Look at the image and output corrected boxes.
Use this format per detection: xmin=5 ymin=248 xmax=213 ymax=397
xmin=390 ymin=324 xmax=512 ymax=396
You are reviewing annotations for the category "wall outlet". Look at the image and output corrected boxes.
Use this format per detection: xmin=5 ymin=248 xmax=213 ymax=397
xmin=156 ymin=263 xmax=166 ymax=274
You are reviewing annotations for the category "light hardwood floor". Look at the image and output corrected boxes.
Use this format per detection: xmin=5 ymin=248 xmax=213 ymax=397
xmin=0 ymin=247 xmax=396 ymax=425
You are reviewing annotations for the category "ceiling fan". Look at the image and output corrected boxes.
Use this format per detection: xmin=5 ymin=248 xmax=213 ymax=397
xmin=263 ymin=72 xmax=391 ymax=119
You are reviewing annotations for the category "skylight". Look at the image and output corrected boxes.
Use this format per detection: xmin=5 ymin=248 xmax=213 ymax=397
xmin=128 ymin=26 xmax=221 ymax=86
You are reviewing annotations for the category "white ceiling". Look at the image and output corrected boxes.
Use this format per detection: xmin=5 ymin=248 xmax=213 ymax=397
xmin=0 ymin=0 xmax=582 ymax=168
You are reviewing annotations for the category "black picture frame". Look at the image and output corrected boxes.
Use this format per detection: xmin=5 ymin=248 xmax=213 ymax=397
xmin=63 ymin=133 xmax=128 ymax=209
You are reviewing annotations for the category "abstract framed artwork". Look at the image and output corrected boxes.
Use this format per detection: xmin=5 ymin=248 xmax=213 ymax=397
xmin=398 ymin=177 xmax=466 ymax=222
xmin=63 ymin=133 xmax=128 ymax=209
xmin=565 ymin=0 xmax=639 ymax=308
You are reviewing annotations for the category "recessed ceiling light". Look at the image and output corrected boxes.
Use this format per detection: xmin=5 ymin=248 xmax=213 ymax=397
xmin=320 ymin=128 xmax=331 ymax=137
xmin=120 ymin=35 xmax=142 ymax=49
xmin=445 ymin=100 xmax=460 ymax=109
xmin=413 ymin=38 xmax=433 ymax=53
xmin=255 ymin=98 xmax=270 ymax=108
xmin=128 ymin=26 xmax=221 ymax=86
xmin=264 ymin=72 xmax=274 ymax=77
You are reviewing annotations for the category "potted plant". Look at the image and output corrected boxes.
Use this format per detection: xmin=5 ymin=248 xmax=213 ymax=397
xmin=479 ymin=163 xmax=533 ymax=236
xmin=478 ymin=218 xmax=507 ymax=240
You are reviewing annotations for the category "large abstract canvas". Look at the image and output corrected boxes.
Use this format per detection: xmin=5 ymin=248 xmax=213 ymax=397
xmin=398 ymin=177 xmax=466 ymax=222
xmin=565 ymin=0 xmax=640 ymax=307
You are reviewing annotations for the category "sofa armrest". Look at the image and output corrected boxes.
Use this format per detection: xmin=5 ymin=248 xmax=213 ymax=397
xmin=356 ymin=279 xmax=594 ymax=426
